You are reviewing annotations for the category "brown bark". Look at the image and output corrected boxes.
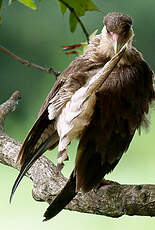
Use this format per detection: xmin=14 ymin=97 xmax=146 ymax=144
xmin=0 ymin=92 xmax=155 ymax=218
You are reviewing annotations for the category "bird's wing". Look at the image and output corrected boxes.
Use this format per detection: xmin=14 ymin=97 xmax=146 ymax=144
xmin=38 ymin=77 xmax=65 ymax=116
xmin=17 ymin=77 xmax=66 ymax=167
xmin=10 ymin=51 xmax=101 ymax=202
xmin=10 ymin=74 xmax=81 ymax=202
xmin=9 ymin=78 xmax=65 ymax=202
xmin=17 ymin=73 xmax=82 ymax=169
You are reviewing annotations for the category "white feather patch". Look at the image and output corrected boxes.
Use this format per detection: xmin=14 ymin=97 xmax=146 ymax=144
xmin=48 ymin=104 xmax=56 ymax=120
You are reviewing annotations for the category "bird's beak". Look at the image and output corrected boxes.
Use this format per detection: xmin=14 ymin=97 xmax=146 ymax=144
xmin=111 ymin=33 xmax=121 ymax=54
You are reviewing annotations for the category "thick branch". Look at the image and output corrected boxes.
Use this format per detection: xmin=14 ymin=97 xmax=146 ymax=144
xmin=0 ymin=92 xmax=155 ymax=219
xmin=0 ymin=45 xmax=60 ymax=77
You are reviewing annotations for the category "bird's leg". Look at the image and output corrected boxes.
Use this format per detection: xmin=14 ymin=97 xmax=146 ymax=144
xmin=56 ymin=149 xmax=69 ymax=172
xmin=95 ymin=178 xmax=120 ymax=191
xmin=56 ymin=135 xmax=71 ymax=172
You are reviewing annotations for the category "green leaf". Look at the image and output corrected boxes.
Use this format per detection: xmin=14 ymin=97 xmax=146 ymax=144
xmin=84 ymin=0 xmax=100 ymax=11
xmin=17 ymin=0 xmax=37 ymax=10
xmin=67 ymin=0 xmax=100 ymax=16
xmin=69 ymin=12 xmax=78 ymax=32
xmin=58 ymin=0 xmax=100 ymax=33
xmin=58 ymin=0 xmax=67 ymax=15
xmin=0 ymin=0 xmax=2 ymax=9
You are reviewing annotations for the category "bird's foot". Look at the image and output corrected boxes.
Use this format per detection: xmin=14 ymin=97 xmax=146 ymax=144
xmin=95 ymin=179 xmax=120 ymax=190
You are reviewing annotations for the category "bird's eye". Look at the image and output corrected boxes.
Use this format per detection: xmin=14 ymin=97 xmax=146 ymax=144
xmin=107 ymin=29 xmax=110 ymax=34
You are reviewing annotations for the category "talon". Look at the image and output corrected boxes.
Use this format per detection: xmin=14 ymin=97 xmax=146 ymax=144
xmin=95 ymin=179 xmax=120 ymax=190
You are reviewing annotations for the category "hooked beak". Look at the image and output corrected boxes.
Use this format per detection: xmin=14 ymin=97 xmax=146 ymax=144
xmin=111 ymin=33 xmax=121 ymax=54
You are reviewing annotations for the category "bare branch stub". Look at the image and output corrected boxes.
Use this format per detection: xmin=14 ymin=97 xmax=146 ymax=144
xmin=0 ymin=91 xmax=21 ymax=132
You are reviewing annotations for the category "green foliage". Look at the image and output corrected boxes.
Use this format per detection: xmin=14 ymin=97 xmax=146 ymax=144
xmin=58 ymin=0 xmax=99 ymax=16
xmin=58 ymin=0 xmax=100 ymax=32
xmin=58 ymin=0 xmax=67 ymax=15
xmin=0 ymin=0 xmax=2 ymax=9
xmin=17 ymin=0 xmax=37 ymax=10
xmin=8 ymin=0 xmax=37 ymax=9
xmin=69 ymin=12 xmax=77 ymax=32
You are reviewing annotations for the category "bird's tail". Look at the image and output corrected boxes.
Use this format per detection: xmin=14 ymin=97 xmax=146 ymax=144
xmin=9 ymin=109 xmax=58 ymax=203
xmin=9 ymin=134 xmax=56 ymax=203
xmin=43 ymin=170 xmax=77 ymax=221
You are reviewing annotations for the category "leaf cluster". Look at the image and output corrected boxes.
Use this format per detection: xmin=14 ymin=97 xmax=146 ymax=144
xmin=58 ymin=0 xmax=100 ymax=32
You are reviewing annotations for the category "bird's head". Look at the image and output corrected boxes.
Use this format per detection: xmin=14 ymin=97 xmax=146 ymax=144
xmin=101 ymin=12 xmax=134 ymax=56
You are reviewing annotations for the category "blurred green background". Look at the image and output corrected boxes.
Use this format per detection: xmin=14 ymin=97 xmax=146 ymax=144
xmin=0 ymin=0 xmax=155 ymax=229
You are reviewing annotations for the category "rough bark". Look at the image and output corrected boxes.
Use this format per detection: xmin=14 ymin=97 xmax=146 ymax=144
xmin=0 ymin=92 xmax=155 ymax=218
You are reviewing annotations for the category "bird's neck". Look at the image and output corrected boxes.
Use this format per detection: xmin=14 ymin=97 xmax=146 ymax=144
xmin=84 ymin=27 xmax=139 ymax=66
xmin=99 ymin=26 xmax=134 ymax=62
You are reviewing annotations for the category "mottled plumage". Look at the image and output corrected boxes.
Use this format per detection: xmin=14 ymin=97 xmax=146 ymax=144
xmin=10 ymin=12 xmax=155 ymax=220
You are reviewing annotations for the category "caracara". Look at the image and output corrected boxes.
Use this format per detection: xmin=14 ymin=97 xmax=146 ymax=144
xmin=10 ymin=12 xmax=155 ymax=220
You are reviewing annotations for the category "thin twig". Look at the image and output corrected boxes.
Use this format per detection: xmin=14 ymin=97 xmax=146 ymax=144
xmin=58 ymin=0 xmax=89 ymax=42
xmin=0 ymin=45 xmax=60 ymax=77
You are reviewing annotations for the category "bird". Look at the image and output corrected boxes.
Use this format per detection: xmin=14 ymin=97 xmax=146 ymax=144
xmin=10 ymin=12 xmax=155 ymax=220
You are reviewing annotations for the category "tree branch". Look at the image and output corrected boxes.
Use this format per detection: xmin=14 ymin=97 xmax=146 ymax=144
xmin=58 ymin=0 xmax=89 ymax=42
xmin=0 ymin=92 xmax=155 ymax=219
xmin=0 ymin=45 xmax=60 ymax=77
xmin=0 ymin=91 xmax=21 ymax=132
